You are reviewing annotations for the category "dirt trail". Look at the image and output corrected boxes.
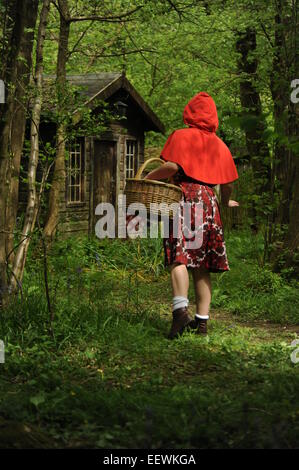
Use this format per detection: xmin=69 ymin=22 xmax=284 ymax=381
xmin=210 ymin=309 xmax=299 ymax=339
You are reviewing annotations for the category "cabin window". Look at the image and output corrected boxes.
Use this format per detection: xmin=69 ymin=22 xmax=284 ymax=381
xmin=67 ymin=139 xmax=84 ymax=204
xmin=125 ymin=140 xmax=137 ymax=179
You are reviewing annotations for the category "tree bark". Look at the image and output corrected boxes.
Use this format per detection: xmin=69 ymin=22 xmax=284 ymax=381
xmin=0 ymin=0 xmax=38 ymax=305
xmin=237 ymin=28 xmax=271 ymax=182
xmin=43 ymin=0 xmax=70 ymax=241
xmin=277 ymin=154 xmax=299 ymax=275
xmin=270 ymin=0 xmax=292 ymax=228
xmin=6 ymin=1 xmax=40 ymax=262
xmin=10 ymin=0 xmax=51 ymax=292
xmin=236 ymin=27 xmax=271 ymax=231
xmin=272 ymin=0 xmax=299 ymax=272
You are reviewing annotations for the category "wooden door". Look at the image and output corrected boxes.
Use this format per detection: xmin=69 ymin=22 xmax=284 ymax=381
xmin=93 ymin=140 xmax=117 ymax=212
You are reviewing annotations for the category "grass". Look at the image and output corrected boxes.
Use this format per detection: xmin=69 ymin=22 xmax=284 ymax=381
xmin=210 ymin=233 xmax=299 ymax=324
xmin=0 ymin=230 xmax=298 ymax=448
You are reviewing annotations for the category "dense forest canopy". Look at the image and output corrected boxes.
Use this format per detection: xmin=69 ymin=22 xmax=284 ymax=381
xmin=41 ymin=0 xmax=276 ymax=145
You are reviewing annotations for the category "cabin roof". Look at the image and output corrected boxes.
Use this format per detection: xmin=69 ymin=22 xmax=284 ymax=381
xmin=44 ymin=72 xmax=165 ymax=134
xmin=66 ymin=72 xmax=121 ymax=98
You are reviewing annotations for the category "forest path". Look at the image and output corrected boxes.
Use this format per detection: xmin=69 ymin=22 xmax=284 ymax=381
xmin=210 ymin=309 xmax=299 ymax=336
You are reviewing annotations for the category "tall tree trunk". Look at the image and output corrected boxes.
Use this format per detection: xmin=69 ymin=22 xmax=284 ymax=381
xmin=236 ymin=27 xmax=271 ymax=232
xmin=10 ymin=0 xmax=51 ymax=292
xmin=43 ymin=0 xmax=70 ymax=241
xmin=0 ymin=0 xmax=38 ymax=305
xmin=5 ymin=1 xmax=39 ymax=263
xmin=272 ymin=0 xmax=299 ymax=272
xmin=277 ymin=153 xmax=299 ymax=275
xmin=270 ymin=0 xmax=292 ymax=229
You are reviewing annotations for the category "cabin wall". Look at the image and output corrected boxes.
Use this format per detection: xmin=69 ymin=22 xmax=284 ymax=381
xmin=59 ymin=119 xmax=145 ymax=238
xmin=114 ymin=127 xmax=144 ymax=194
xmin=19 ymin=113 xmax=147 ymax=239
xmin=90 ymin=121 xmax=144 ymax=236
xmin=58 ymin=136 xmax=92 ymax=237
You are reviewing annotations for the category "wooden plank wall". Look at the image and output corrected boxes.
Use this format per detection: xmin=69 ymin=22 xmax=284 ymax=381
xmin=58 ymin=122 xmax=145 ymax=238
xmin=57 ymin=136 xmax=91 ymax=237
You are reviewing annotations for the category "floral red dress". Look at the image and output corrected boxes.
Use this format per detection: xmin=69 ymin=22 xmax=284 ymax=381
xmin=163 ymin=168 xmax=229 ymax=272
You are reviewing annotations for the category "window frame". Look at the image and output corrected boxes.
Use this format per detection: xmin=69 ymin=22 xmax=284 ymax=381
xmin=66 ymin=138 xmax=85 ymax=206
xmin=125 ymin=139 xmax=137 ymax=180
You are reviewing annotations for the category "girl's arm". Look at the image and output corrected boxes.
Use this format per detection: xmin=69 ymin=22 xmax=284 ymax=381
xmin=220 ymin=183 xmax=239 ymax=207
xmin=144 ymin=161 xmax=179 ymax=181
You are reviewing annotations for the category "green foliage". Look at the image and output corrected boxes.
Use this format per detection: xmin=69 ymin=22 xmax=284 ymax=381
xmin=41 ymin=0 xmax=277 ymax=148
xmin=0 ymin=231 xmax=298 ymax=447
xmin=245 ymin=266 xmax=283 ymax=293
xmin=209 ymin=232 xmax=299 ymax=324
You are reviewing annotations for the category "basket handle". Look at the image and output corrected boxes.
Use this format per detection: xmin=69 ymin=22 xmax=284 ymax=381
xmin=135 ymin=158 xmax=164 ymax=180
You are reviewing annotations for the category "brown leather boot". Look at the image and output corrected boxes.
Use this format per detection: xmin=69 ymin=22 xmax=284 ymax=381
xmin=195 ymin=318 xmax=208 ymax=335
xmin=187 ymin=317 xmax=208 ymax=335
xmin=168 ymin=307 xmax=193 ymax=340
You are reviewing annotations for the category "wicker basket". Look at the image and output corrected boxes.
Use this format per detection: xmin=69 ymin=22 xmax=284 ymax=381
xmin=124 ymin=158 xmax=182 ymax=218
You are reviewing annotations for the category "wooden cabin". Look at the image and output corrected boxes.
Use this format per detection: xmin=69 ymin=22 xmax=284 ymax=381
xmin=23 ymin=73 xmax=165 ymax=236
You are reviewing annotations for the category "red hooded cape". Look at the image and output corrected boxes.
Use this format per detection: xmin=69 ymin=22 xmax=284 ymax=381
xmin=161 ymin=92 xmax=238 ymax=185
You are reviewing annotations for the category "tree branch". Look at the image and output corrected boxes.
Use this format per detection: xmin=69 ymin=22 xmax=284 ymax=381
xmin=67 ymin=20 xmax=94 ymax=58
xmin=259 ymin=20 xmax=274 ymax=48
xmin=69 ymin=5 xmax=143 ymax=23
xmin=73 ymin=48 xmax=158 ymax=59
xmin=123 ymin=22 xmax=159 ymax=70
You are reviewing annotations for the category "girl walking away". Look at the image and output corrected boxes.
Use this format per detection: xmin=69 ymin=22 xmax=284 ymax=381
xmin=145 ymin=92 xmax=239 ymax=339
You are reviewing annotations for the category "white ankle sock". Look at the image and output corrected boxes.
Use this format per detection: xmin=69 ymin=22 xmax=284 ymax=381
xmin=172 ymin=296 xmax=189 ymax=312
xmin=195 ymin=313 xmax=209 ymax=320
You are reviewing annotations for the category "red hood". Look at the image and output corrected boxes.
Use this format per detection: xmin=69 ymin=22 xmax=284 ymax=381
xmin=160 ymin=92 xmax=238 ymax=185
xmin=183 ymin=92 xmax=219 ymax=133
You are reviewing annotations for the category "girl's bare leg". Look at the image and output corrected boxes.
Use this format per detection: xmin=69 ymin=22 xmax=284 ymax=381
xmin=168 ymin=263 xmax=192 ymax=339
xmin=191 ymin=267 xmax=212 ymax=316
xmin=170 ymin=263 xmax=189 ymax=298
